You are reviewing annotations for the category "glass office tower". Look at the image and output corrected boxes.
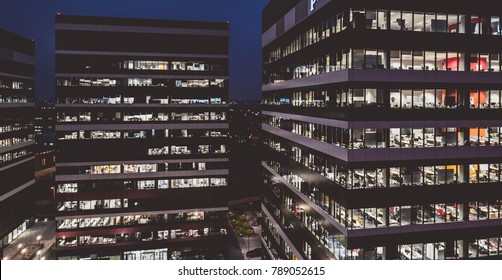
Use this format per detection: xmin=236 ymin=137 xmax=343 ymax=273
xmin=0 ymin=28 xmax=36 ymax=258
xmin=261 ymin=0 xmax=502 ymax=260
xmin=55 ymin=15 xmax=230 ymax=260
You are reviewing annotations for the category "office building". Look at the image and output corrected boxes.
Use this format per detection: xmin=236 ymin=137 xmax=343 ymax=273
xmin=34 ymin=145 xmax=56 ymax=220
xmin=35 ymin=100 xmax=56 ymax=147
xmin=55 ymin=15 xmax=230 ymax=260
xmin=0 ymin=28 xmax=36 ymax=258
xmin=261 ymin=0 xmax=502 ymax=260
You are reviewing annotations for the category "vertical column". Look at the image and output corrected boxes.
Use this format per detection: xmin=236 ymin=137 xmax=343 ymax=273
xmin=462 ymin=201 xmax=470 ymax=221
xmin=461 ymin=240 xmax=470 ymax=259
xmin=384 ymin=244 xmax=399 ymax=260
xmin=386 ymin=9 xmax=391 ymax=32
xmin=445 ymin=240 xmax=455 ymax=259
xmin=0 ymin=239 xmax=4 ymax=259
xmin=383 ymin=128 xmax=390 ymax=150
xmin=465 ymin=15 xmax=472 ymax=35
xmin=461 ymin=89 xmax=471 ymax=109
xmin=383 ymin=89 xmax=391 ymax=109
xmin=384 ymin=207 xmax=390 ymax=226
xmin=385 ymin=50 xmax=391 ymax=70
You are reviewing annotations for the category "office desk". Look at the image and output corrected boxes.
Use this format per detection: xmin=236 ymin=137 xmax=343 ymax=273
xmin=400 ymin=245 xmax=423 ymax=260
xmin=365 ymin=210 xmax=384 ymax=225
xmin=478 ymin=206 xmax=499 ymax=219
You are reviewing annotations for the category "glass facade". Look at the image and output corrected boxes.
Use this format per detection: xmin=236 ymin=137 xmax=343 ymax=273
xmin=262 ymin=2 xmax=502 ymax=260
xmin=264 ymin=115 xmax=502 ymax=149
xmin=265 ymin=8 xmax=502 ymax=65
xmin=0 ymin=28 xmax=36 ymax=250
xmin=263 ymin=88 xmax=502 ymax=109
xmin=265 ymin=49 xmax=501 ymax=84
xmin=55 ymin=16 xmax=229 ymax=259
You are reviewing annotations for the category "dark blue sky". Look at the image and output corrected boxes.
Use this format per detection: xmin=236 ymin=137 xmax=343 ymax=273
xmin=0 ymin=0 xmax=269 ymax=101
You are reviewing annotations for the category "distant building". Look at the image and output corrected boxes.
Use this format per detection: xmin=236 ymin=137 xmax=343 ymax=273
xmin=34 ymin=100 xmax=56 ymax=147
xmin=34 ymin=146 xmax=56 ymax=220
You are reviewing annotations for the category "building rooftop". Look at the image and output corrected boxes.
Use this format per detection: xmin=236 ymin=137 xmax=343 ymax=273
xmin=55 ymin=14 xmax=229 ymax=30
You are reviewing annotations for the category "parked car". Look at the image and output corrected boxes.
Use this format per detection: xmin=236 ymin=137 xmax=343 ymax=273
xmin=246 ymin=248 xmax=263 ymax=258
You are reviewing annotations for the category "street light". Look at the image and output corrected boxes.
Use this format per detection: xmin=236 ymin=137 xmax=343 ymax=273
xmin=50 ymin=186 xmax=56 ymax=215
xmin=36 ymin=235 xmax=42 ymax=245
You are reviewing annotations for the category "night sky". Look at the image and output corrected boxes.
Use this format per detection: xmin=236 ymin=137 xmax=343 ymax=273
xmin=0 ymin=0 xmax=269 ymax=101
